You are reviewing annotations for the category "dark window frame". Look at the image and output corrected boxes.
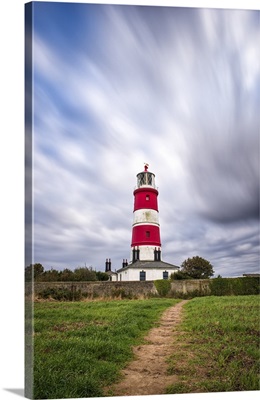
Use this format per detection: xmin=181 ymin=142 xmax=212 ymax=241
xmin=140 ymin=270 xmax=146 ymax=281
xmin=163 ymin=271 xmax=169 ymax=280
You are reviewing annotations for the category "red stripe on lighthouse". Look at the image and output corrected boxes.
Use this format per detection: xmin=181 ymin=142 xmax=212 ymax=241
xmin=131 ymin=225 xmax=161 ymax=247
xmin=133 ymin=187 xmax=158 ymax=211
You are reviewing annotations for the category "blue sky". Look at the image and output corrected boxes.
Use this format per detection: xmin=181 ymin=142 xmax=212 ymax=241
xmin=26 ymin=1 xmax=259 ymax=277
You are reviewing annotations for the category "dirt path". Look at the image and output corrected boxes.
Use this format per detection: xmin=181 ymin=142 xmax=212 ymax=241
xmin=108 ymin=300 xmax=188 ymax=396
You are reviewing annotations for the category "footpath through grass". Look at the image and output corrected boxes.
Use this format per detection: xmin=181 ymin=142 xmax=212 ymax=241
xmin=166 ymin=295 xmax=260 ymax=394
xmin=33 ymin=298 xmax=180 ymax=399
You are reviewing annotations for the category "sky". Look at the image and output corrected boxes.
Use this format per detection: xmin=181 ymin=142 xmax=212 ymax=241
xmin=26 ymin=1 xmax=260 ymax=277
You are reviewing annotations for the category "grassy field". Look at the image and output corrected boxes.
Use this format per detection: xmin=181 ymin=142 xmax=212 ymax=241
xmin=166 ymin=295 xmax=260 ymax=394
xmin=32 ymin=295 xmax=259 ymax=398
xmin=33 ymin=298 xmax=180 ymax=399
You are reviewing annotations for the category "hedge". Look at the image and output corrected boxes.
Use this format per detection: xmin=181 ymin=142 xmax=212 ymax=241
xmin=209 ymin=277 xmax=260 ymax=296
xmin=154 ymin=279 xmax=171 ymax=297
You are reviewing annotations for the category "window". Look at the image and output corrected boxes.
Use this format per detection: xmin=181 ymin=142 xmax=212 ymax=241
xmin=163 ymin=271 xmax=169 ymax=280
xmin=146 ymin=195 xmax=150 ymax=201
xmin=140 ymin=271 xmax=146 ymax=281
xmin=146 ymin=231 xmax=150 ymax=238
xmin=138 ymin=173 xmax=145 ymax=186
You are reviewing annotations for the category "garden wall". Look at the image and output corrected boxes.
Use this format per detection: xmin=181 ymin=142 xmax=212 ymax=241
xmin=25 ymin=277 xmax=259 ymax=300
xmin=26 ymin=280 xmax=157 ymax=299
xmin=170 ymin=279 xmax=211 ymax=296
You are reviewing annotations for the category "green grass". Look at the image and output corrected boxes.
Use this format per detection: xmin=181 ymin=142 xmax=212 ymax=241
xmin=166 ymin=295 xmax=260 ymax=394
xmin=33 ymin=298 xmax=180 ymax=399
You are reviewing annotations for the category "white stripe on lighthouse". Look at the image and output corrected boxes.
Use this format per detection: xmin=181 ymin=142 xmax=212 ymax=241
xmin=132 ymin=208 xmax=159 ymax=226
xmin=129 ymin=246 xmax=161 ymax=262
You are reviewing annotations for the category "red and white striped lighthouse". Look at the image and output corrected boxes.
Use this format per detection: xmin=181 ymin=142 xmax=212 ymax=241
xmin=106 ymin=163 xmax=179 ymax=281
xmin=131 ymin=164 xmax=162 ymax=262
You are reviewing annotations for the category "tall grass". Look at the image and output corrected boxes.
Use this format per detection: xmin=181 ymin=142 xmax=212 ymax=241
xmin=33 ymin=298 xmax=179 ymax=399
xmin=166 ymin=295 xmax=260 ymax=394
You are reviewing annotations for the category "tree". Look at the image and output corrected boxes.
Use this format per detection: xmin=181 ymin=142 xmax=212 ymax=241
xmin=180 ymin=256 xmax=214 ymax=279
xmin=95 ymin=271 xmax=109 ymax=281
xmin=34 ymin=263 xmax=44 ymax=278
xmin=25 ymin=263 xmax=44 ymax=281
xmin=59 ymin=268 xmax=75 ymax=281
xmin=73 ymin=267 xmax=97 ymax=281
xmin=39 ymin=268 xmax=61 ymax=282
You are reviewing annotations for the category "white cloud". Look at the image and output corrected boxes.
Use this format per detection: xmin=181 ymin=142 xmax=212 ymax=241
xmin=31 ymin=4 xmax=259 ymax=276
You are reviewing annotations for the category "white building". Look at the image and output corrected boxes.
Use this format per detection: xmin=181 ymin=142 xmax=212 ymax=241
xmin=116 ymin=260 xmax=179 ymax=281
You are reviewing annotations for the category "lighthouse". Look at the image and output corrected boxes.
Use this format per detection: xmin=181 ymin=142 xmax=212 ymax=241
xmin=131 ymin=163 xmax=161 ymax=262
xmin=108 ymin=164 xmax=179 ymax=281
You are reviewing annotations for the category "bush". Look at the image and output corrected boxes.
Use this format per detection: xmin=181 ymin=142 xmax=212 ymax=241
xmin=154 ymin=279 xmax=171 ymax=297
xmin=171 ymin=271 xmax=191 ymax=280
xmin=209 ymin=277 xmax=260 ymax=296
xmin=38 ymin=287 xmax=85 ymax=301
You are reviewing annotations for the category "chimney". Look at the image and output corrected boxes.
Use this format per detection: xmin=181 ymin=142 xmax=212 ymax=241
xmin=105 ymin=258 xmax=109 ymax=272
xmin=108 ymin=258 xmax=111 ymax=271
xmin=154 ymin=247 xmax=161 ymax=261
xmin=154 ymin=248 xmax=158 ymax=261
xmin=132 ymin=248 xmax=136 ymax=262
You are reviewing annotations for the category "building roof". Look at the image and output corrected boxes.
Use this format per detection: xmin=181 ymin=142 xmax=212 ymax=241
xmin=116 ymin=260 xmax=179 ymax=273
